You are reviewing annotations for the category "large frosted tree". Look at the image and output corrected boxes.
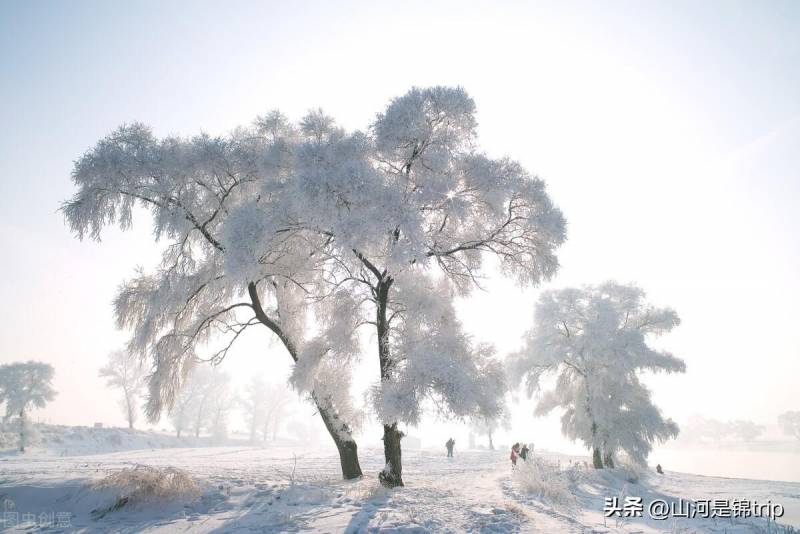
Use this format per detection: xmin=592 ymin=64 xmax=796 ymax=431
xmin=224 ymin=86 xmax=566 ymax=486
xmin=0 ymin=361 xmax=56 ymax=452
xmin=62 ymin=119 xmax=364 ymax=478
xmin=508 ymin=282 xmax=685 ymax=468
xmin=99 ymin=349 xmax=147 ymax=429
xmin=63 ymin=86 xmax=565 ymax=486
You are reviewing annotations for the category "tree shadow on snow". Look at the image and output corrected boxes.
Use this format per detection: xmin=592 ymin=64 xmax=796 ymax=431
xmin=205 ymin=480 xmax=347 ymax=533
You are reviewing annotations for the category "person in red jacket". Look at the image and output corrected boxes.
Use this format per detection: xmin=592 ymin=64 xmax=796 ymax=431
xmin=510 ymin=442 xmax=520 ymax=468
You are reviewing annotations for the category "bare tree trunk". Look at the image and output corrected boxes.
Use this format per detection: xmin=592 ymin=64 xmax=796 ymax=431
xmin=591 ymin=422 xmax=603 ymax=469
xmin=488 ymin=431 xmax=494 ymax=451
xmin=18 ymin=408 xmax=25 ymax=453
xmin=379 ymin=423 xmax=404 ymax=487
xmin=592 ymin=447 xmax=603 ymax=469
xmin=587 ymin=394 xmax=603 ymax=469
xmin=603 ymin=450 xmax=615 ymax=468
xmin=250 ymin=416 xmax=258 ymax=443
xmin=375 ymin=277 xmax=404 ymax=487
xmin=314 ymin=392 xmax=362 ymax=480
xmin=125 ymin=389 xmax=134 ymax=429
xmin=194 ymin=396 xmax=207 ymax=438
xmin=248 ymin=281 xmax=363 ymax=480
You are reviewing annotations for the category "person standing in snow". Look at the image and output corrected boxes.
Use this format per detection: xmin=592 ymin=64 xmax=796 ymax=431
xmin=510 ymin=442 xmax=520 ymax=468
xmin=445 ymin=438 xmax=455 ymax=457
xmin=520 ymin=443 xmax=529 ymax=461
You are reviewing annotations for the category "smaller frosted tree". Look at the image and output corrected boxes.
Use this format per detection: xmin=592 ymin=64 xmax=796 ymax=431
xmin=0 ymin=361 xmax=57 ymax=452
xmin=779 ymin=411 xmax=800 ymax=441
xmin=169 ymin=383 xmax=194 ymax=439
xmin=99 ymin=349 xmax=147 ymax=429
xmin=470 ymin=405 xmax=510 ymax=450
xmin=187 ymin=366 xmax=219 ymax=438
xmin=168 ymin=365 xmax=205 ymax=438
xmin=681 ymin=415 xmax=732 ymax=443
xmin=262 ymin=383 xmax=291 ymax=442
xmin=508 ymin=282 xmax=685 ymax=468
xmin=167 ymin=364 xmax=230 ymax=438
xmin=240 ymin=376 xmax=294 ymax=443
xmin=206 ymin=370 xmax=234 ymax=443
xmin=242 ymin=375 xmax=268 ymax=443
xmin=729 ymin=420 xmax=765 ymax=442
xmin=681 ymin=416 xmax=765 ymax=443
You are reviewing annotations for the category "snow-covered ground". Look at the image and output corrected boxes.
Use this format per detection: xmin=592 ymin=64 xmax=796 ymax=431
xmin=2 ymin=430 xmax=798 ymax=533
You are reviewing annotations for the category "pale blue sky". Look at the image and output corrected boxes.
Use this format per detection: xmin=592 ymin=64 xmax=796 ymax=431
xmin=0 ymin=1 xmax=798 ymax=453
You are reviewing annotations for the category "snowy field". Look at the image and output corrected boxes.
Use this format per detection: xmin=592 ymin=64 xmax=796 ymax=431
xmin=1 ymin=433 xmax=798 ymax=533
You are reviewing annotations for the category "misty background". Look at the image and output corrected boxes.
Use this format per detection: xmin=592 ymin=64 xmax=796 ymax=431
xmin=1 ymin=0 xmax=798 ymax=482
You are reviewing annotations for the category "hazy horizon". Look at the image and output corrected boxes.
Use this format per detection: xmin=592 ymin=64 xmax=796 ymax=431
xmin=1 ymin=0 xmax=798 ymax=482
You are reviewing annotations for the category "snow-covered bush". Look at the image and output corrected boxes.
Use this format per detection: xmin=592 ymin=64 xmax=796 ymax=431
xmin=91 ymin=465 xmax=199 ymax=515
xmin=513 ymin=458 xmax=578 ymax=511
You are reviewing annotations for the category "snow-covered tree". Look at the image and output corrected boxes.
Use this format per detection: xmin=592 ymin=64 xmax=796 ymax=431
xmin=62 ymin=116 xmax=364 ymax=478
xmin=168 ymin=384 xmax=193 ymax=439
xmin=263 ymin=383 xmax=291 ymax=442
xmin=225 ymin=86 xmax=565 ymax=486
xmin=508 ymin=282 xmax=685 ymax=468
xmin=680 ymin=415 xmax=732 ymax=443
xmin=167 ymin=364 xmax=231 ymax=439
xmin=470 ymin=404 xmax=511 ymax=450
xmin=0 ymin=361 xmax=57 ymax=452
xmin=168 ymin=365 xmax=204 ymax=438
xmin=242 ymin=375 xmax=268 ymax=443
xmin=99 ymin=349 xmax=148 ymax=429
xmin=779 ymin=411 xmax=800 ymax=441
xmin=241 ymin=376 xmax=291 ymax=443
xmin=680 ymin=416 xmax=766 ymax=443
xmin=729 ymin=420 xmax=765 ymax=442
xmin=187 ymin=366 xmax=216 ymax=438
xmin=205 ymin=369 xmax=234 ymax=442
xmin=63 ymin=86 xmax=564 ymax=486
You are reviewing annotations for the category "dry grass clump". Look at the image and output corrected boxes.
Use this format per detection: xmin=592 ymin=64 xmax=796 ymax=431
xmin=91 ymin=465 xmax=199 ymax=517
xmin=513 ymin=457 xmax=579 ymax=511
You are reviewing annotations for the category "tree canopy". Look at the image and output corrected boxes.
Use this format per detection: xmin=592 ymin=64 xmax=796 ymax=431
xmin=508 ymin=282 xmax=685 ymax=466
xmin=63 ymin=85 xmax=566 ymax=485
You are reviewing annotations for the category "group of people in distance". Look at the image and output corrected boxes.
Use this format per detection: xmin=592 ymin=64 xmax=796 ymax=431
xmin=445 ymin=437 xmax=665 ymax=474
xmin=510 ymin=442 xmax=533 ymax=468
xmin=443 ymin=438 xmax=534 ymax=468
